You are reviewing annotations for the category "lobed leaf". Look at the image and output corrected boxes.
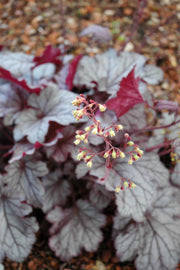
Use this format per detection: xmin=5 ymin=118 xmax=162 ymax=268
xmin=73 ymin=49 xmax=163 ymax=96
xmin=88 ymin=182 xmax=113 ymax=209
xmin=33 ymin=45 xmax=62 ymax=67
xmin=45 ymin=126 xmax=75 ymax=162
xmin=79 ymin=24 xmax=112 ymax=43
xmin=0 ymin=67 xmax=41 ymax=94
xmin=8 ymin=132 xmax=63 ymax=163
xmin=54 ymin=64 xmax=69 ymax=90
xmin=47 ymin=199 xmax=106 ymax=261
xmin=0 ymin=50 xmax=34 ymax=77
xmin=0 ymin=83 xmax=28 ymax=125
xmin=2 ymin=157 xmax=48 ymax=207
xmin=106 ymin=68 xmax=144 ymax=117
xmin=139 ymin=64 xmax=164 ymax=85
xmin=79 ymin=153 xmax=169 ymax=222
xmin=13 ymin=84 xmax=79 ymax=143
xmin=0 ymin=186 xmax=39 ymax=262
xmin=114 ymin=187 xmax=180 ymax=270
xmin=42 ymin=169 xmax=71 ymax=213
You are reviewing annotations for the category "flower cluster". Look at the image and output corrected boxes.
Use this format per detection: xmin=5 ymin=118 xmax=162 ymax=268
xmin=72 ymin=95 xmax=144 ymax=189
xmin=115 ymin=179 xmax=137 ymax=192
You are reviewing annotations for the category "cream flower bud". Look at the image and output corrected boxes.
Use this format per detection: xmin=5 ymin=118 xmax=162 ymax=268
xmin=72 ymin=109 xmax=84 ymax=120
xmin=112 ymin=149 xmax=117 ymax=159
xmin=103 ymin=151 xmax=109 ymax=158
xmin=77 ymin=152 xmax=84 ymax=160
xmin=109 ymin=129 xmax=115 ymax=137
xmin=92 ymin=126 xmax=98 ymax=134
xmin=119 ymin=150 xmax=125 ymax=159
xmin=117 ymin=124 xmax=123 ymax=130
xmin=86 ymin=160 xmax=92 ymax=168
xmin=72 ymin=110 xmax=77 ymax=116
xmin=72 ymin=99 xmax=81 ymax=106
xmin=128 ymin=157 xmax=133 ymax=165
xmin=77 ymin=150 xmax=87 ymax=160
xmin=79 ymin=135 xmax=85 ymax=141
xmin=99 ymin=104 xmax=106 ymax=112
xmin=85 ymin=126 xmax=92 ymax=132
xmin=137 ymin=149 xmax=144 ymax=156
xmin=124 ymin=181 xmax=129 ymax=188
xmin=131 ymin=182 xmax=136 ymax=188
xmin=115 ymin=186 xmax=121 ymax=193
xmin=127 ymin=141 xmax=134 ymax=146
xmin=133 ymin=154 xmax=140 ymax=161
xmin=74 ymin=139 xmax=81 ymax=145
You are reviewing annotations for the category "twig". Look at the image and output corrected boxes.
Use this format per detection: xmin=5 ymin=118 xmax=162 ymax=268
xmin=118 ymin=0 xmax=148 ymax=55
xmin=60 ymin=0 xmax=66 ymax=53
xmin=137 ymin=13 xmax=176 ymax=53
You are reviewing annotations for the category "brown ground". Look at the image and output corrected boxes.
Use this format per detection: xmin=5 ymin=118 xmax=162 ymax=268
xmin=0 ymin=0 xmax=180 ymax=269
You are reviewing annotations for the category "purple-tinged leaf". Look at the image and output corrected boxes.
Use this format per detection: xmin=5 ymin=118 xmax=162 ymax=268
xmin=0 ymin=67 xmax=41 ymax=94
xmin=33 ymin=45 xmax=62 ymax=68
xmin=113 ymin=215 xmax=131 ymax=236
xmin=166 ymin=115 xmax=180 ymax=141
xmin=53 ymin=53 xmax=74 ymax=89
xmin=154 ymin=100 xmax=179 ymax=115
xmin=45 ymin=126 xmax=75 ymax=162
xmin=54 ymin=64 xmax=69 ymax=90
xmin=118 ymin=104 xmax=146 ymax=133
xmin=151 ymin=113 xmax=180 ymax=170
xmin=112 ymin=155 xmax=169 ymax=222
xmin=88 ymin=182 xmax=113 ymax=209
xmin=79 ymin=25 xmax=112 ymax=43
xmin=171 ymin=141 xmax=180 ymax=186
xmin=7 ymin=143 xmax=37 ymax=163
xmin=8 ymin=132 xmax=63 ymax=163
xmin=0 ymin=50 xmax=34 ymax=77
xmin=47 ymin=199 xmax=106 ymax=261
xmin=106 ymin=68 xmax=145 ymax=117
xmin=2 ymin=157 xmax=48 ymax=207
xmin=75 ymin=161 xmax=90 ymax=179
xmin=78 ymin=153 xmax=169 ymax=222
xmin=114 ymin=187 xmax=180 ymax=270
xmin=0 ymin=83 xmax=29 ymax=126
xmin=66 ymin=55 xmax=83 ymax=90
xmin=140 ymin=64 xmax=164 ymax=85
xmin=42 ymin=169 xmax=71 ymax=213
xmin=63 ymin=160 xmax=76 ymax=176
xmin=25 ymin=63 xmax=56 ymax=83
xmin=171 ymin=162 xmax=180 ymax=186
xmin=0 ymin=186 xmax=39 ymax=262
xmin=115 ymin=221 xmax=144 ymax=261
xmin=73 ymin=49 xmax=146 ymax=94
xmin=61 ymin=54 xmax=74 ymax=65
xmin=145 ymin=112 xmax=176 ymax=151
xmin=13 ymin=84 xmax=79 ymax=143
xmin=136 ymin=188 xmax=180 ymax=270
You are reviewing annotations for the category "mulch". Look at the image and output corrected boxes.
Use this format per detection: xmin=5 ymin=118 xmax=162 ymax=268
xmin=1 ymin=0 xmax=180 ymax=269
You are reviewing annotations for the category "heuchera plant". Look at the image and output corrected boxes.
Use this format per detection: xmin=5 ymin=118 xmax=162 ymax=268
xmin=0 ymin=24 xmax=180 ymax=270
